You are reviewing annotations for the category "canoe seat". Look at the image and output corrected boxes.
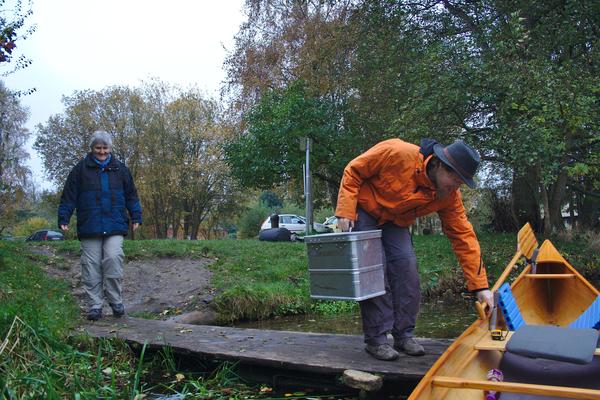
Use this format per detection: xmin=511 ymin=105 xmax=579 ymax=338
xmin=497 ymin=283 xmax=525 ymax=331
xmin=569 ymin=295 xmax=600 ymax=329
xmin=506 ymin=325 xmax=599 ymax=364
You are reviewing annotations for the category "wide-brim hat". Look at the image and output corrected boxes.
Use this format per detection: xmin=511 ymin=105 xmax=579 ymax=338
xmin=433 ymin=140 xmax=480 ymax=188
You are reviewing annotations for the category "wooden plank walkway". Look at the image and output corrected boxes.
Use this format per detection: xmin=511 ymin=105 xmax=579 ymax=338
xmin=84 ymin=317 xmax=452 ymax=383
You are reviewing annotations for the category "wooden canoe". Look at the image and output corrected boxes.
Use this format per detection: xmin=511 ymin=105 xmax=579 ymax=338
xmin=408 ymin=223 xmax=600 ymax=400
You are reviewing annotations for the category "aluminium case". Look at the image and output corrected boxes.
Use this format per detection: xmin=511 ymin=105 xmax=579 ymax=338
xmin=304 ymin=230 xmax=385 ymax=301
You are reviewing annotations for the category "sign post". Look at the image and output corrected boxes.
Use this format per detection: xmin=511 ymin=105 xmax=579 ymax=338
xmin=302 ymin=137 xmax=313 ymax=236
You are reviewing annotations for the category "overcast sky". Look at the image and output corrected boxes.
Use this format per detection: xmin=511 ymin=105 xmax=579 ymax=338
xmin=4 ymin=0 xmax=246 ymax=190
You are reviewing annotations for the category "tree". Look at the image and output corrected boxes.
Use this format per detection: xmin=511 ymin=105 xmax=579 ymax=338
xmin=223 ymin=1 xmax=356 ymax=115
xmin=0 ymin=79 xmax=29 ymax=233
xmin=259 ymin=191 xmax=282 ymax=210
xmin=405 ymin=0 xmax=600 ymax=233
xmin=34 ymin=86 xmax=146 ymax=187
xmin=35 ymin=81 xmax=243 ymax=239
xmin=1 ymin=0 xmax=36 ymax=96
xmin=342 ymin=0 xmax=600 ymax=232
xmin=225 ymin=80 xmax=354 ymax=207
xmin=224 ymin=0 xmax=600 ymax=232
xmin=137 ymin=82 xmax=238 ymax=239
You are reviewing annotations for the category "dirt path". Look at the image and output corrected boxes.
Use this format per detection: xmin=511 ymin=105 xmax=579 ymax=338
xmin=34 ymin=245 xmax=218 ymax=324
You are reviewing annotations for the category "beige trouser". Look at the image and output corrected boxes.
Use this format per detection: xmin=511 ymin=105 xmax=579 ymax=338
xmin=80 ymin=235 xmax=124 ymax=310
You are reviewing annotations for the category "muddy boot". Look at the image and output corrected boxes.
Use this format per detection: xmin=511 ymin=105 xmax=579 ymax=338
xmin=365 ymin=344 xmax=399 ymax=361
xmin=87 ymin=308 xmax=102 ymax=321
xmin=110 ymin=303 xmax=125 ymax=317
xmin=394 ymin=337 xmax=425 ymax=356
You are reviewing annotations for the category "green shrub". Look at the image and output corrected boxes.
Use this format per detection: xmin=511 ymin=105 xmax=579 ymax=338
xmin=236 ymin=203 xmax=270 ymax=239
xmin=12 ymin=217 xmax=52 ymax=237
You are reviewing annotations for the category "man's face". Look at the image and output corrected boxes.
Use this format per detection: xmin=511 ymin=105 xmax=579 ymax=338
xmin=92 ymin=143 xmax=111 ymax=161
xmin=432 ymin=162 xmax=464 ymax=199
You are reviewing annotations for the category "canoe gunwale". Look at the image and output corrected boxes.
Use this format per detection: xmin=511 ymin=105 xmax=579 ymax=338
xmin=431 ymin=376 xmax=600 ymax=400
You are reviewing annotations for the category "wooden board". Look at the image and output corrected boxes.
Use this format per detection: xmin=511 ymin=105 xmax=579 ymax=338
xmin=474 ymin=331 xmax=514 ymax=351
xmin=84 ymin=317 xmax=453 ymax=381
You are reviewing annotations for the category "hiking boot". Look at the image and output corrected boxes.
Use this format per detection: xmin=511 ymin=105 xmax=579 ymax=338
xmin=394 ymin=337 xmax=425 ymax=356
xmin=110 ymin=303 xmax=125 ymax=318
xmin=87 ymin=308 xmax=102 ymax=321
xmin=365 ymin=344 xmax=400 ymax=361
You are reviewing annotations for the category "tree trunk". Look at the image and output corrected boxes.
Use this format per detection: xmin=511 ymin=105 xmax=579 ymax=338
xmin=190 ymin=222 xmax=200 ymax=240
xmin=511 ymin=169 xmax=541 ymax=232
xmin=548 ymin=165 xmax=568 ymax=232
xmin=183 ymin=221 xmax=190 ymax=239
xmin=540 ymin=182 xmax=552 ymax=235
xmin=490 ymin=189 xmax=517 ymax=232
xmin=326 ymin=177 xmax=339 ymax=210
xmin=577 ymin=185 xmax=600 ymax=230
xmin=569 ymin=190 xmax=576 ymax=230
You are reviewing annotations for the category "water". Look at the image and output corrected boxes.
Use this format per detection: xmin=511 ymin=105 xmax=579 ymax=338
xmin=234 ymin=300 xmax=478 ymax=338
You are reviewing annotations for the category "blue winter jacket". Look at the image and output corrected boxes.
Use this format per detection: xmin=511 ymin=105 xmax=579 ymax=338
xmin=58 ymin=153 xmax=142 ymax=239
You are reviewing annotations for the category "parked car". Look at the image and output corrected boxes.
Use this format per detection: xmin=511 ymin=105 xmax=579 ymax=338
xmin=323 ymin=216 xmax=341 ymax=233
xmin=26 ymin=230 xmax=65 ymax=242
xmin=260 ymin=214 xmax=329 ymax=234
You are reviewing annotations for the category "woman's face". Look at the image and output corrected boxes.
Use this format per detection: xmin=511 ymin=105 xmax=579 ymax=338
xmin=92 ymin=143 xmax=111 ymax=161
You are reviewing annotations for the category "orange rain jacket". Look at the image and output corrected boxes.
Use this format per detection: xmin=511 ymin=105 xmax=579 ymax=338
xmin=335 ymin=139 xmax=488 ymax=291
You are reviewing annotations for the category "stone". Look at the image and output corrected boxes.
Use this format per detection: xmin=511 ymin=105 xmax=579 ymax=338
xmin=341 ymin=369 xmax=383 ymax=392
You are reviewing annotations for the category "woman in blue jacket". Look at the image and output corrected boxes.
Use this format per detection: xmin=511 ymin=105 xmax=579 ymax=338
xmin=58 ymin=130 xmax=142 ymax=321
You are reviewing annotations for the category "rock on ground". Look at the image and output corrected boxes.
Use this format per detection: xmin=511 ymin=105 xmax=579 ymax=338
xmin=341 ymin=369 xmax=383 ymax=392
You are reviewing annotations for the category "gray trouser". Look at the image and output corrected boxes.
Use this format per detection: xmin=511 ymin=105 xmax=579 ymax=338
xmin=80 ymin=235 xmax=125 ymax=310
xmin=355 ymin=208 xmax=421 ymax=345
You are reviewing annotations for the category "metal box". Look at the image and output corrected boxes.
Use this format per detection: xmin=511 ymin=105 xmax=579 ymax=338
xmin=304 ymin=230 xmax=385 ymax=301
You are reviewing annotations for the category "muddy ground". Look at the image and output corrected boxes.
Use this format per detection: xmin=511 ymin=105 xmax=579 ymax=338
xmin=33 ymin=245 xmax=218 ymax=324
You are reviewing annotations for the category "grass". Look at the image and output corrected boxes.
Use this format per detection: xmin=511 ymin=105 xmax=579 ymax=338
xmin=0 ymin=242 xmax=80 ymax=339
xmin=415 ymin=232 xmax=517 ymax=298
xmin=50 ymin=231 xmax=600 ymax=320
xmin=0 ymin=241 xmax=303 ymax=399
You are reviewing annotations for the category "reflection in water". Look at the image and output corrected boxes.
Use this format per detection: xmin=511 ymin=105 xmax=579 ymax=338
xmin=232 ymin=300 xmax=478 ymax=338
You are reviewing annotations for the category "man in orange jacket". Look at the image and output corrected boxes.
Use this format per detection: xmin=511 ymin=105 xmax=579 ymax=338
xmin=336 ymin=138 xmax=493 ymax=360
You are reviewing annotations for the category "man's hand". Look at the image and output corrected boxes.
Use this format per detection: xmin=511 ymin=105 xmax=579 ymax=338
xmin=337 ymin=217 xmax=354 ymax=232
xmin=476 ymin=289 xmax=494 ymax=312
xmin=60 ymin=224 xmax=69 ymax=232
xmin=132 ymin=223 xmax=140 ymax=231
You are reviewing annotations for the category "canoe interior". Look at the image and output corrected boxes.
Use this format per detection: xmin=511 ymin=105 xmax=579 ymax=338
xmin=409 ymin=235 xmax=599 ymax=400
xmin=513 ymin=262 xmax=598 ymax=327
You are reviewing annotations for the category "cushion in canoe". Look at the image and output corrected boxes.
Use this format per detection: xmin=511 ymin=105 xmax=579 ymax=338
xmin=499 ymin=392 xmax=573 ymax=399
xmin=505 ymin=325 xmax=599 ymax=365
xmin=499 ymin=393 xmax=564 ymax=399
xmin=499 ymin=351 xmax=600 ymax=400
